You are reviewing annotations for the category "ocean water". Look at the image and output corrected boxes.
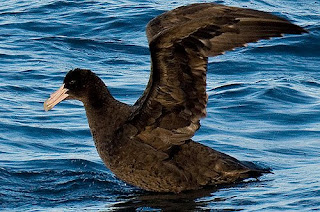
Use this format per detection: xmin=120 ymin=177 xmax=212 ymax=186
xmin=0 ymin=0 xmax=319 ymax=211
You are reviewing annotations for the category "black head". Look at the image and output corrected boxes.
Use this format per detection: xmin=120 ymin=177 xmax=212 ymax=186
xmin=44 ymin=68 xmax=105 ymax=111
xmin=63 ymin=68 xmax=96 ymax=100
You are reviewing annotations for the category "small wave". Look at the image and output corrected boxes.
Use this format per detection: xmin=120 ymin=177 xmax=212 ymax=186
xmin=0 ymin=159 xmax=126 ymax=209
xmin=261 ymin=85 xmax=316 ymax=104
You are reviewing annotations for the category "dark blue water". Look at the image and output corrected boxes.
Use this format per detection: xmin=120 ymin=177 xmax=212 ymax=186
xmin=0 ymin=0 xmax=319 ymax=211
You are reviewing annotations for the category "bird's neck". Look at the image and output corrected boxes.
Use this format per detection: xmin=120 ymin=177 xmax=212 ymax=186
xmin=82 ymin=85 xmax=132 ymax=164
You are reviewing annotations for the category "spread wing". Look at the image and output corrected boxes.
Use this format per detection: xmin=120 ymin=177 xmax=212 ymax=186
xmin=122 ymin=3 xmax=306 ymax=151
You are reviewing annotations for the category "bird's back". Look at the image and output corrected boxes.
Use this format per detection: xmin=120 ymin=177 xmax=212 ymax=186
xmin=105 ymin=135 xmax=268 ymax=193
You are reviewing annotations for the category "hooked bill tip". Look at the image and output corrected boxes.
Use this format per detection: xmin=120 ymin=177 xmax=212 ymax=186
xmin=43 ymin=84 xmax=69 ymax=111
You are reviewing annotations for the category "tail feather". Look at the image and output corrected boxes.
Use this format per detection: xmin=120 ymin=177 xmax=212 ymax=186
xmin=240 ymin=161 xmax=272 ymax=179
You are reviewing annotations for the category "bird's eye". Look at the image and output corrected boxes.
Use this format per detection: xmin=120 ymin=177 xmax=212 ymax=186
xmin=69 ymin=80 xmax=76 ymax=85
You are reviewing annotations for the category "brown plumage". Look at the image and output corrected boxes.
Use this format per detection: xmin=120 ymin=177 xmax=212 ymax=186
xmin=44 ymin=3 xmax=306 ymax=193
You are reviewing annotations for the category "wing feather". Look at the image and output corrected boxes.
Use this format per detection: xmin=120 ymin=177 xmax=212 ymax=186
xmin=122 ymin=3 xmax=306 ymax=151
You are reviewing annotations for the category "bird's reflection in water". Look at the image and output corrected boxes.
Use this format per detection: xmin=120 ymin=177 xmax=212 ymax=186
xmin=108 ymin=181 xmax=265 ymax=211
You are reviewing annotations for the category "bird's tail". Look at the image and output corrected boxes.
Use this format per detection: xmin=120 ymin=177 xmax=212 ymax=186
xmin=240 ymin=161 xmax=272 ymax=178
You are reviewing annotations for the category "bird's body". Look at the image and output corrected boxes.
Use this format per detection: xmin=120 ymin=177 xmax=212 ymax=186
xmin=44 ymin=3 xmax=306 ymax=193
xmin=81 ymin=85 xmax=267 ymax=193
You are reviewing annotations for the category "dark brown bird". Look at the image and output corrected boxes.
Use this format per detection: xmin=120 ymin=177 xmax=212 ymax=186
xmin=44 ymin=3 xmax=306 ymax=193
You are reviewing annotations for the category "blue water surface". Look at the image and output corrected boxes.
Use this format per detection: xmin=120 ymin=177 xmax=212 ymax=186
xmin=0 ymin=0 xmax=319 ymax=211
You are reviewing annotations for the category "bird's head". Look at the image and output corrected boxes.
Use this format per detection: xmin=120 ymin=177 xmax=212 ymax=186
xmin=44 ymin=68 xmax=98 ymax=111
